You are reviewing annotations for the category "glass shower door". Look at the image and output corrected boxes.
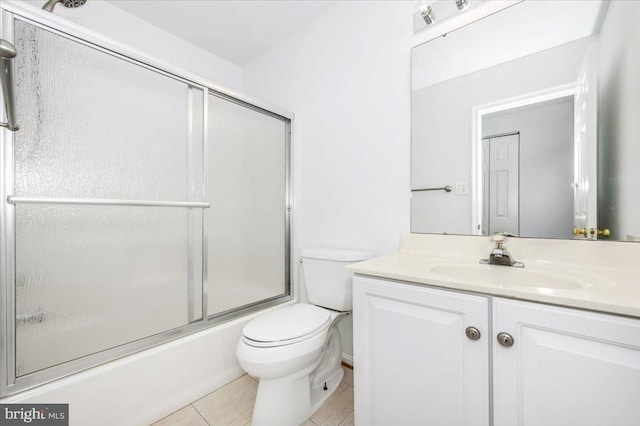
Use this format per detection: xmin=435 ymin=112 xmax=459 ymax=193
xmin=2 ymin=10 xmax=292 ymax=396
xmin=10 ymin=20 xmax=205 ymax=377
xmin=207 ymin=94 xmax=290 ymax=316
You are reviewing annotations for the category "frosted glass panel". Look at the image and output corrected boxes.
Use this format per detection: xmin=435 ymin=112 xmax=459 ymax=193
xmin=13 ymin=21 xmax=204 ymax=201
xmin=15 ymin=205 xmax=203 ymax=376
xmin=207 ymin=95 xmax=288 ymax=315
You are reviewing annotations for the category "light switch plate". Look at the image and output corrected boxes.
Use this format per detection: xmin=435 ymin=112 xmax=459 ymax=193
xmin=455 ymin=182 xmax=469 ymax=195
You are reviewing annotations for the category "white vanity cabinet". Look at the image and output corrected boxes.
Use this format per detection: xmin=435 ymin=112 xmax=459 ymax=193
xmin=353 ymin=275 xmax=640 ymax=426
xmin=352 ymin=276 xmax=490 ymax=426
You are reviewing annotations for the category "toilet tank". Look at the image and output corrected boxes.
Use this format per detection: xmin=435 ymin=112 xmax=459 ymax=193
xmin=301 ymin=248 xmax=375 ymax=311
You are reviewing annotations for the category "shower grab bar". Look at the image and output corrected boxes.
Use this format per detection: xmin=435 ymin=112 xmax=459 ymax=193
xmin=412 ymin=185 xmax=453 ymax=193
xmin=7 ymin=196 xmax=210 ymax=208
xmin=0 ymin=39 xmax=19 ymax=132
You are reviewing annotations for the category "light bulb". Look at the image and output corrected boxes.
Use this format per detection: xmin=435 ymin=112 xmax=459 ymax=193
xmin=416 ymin=2 xmax=437 ymax=26
xmin=455 ymin=0 xmax=469 ymax=11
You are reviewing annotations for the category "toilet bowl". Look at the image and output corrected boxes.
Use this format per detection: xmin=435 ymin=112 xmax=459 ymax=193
xmin=237 ymin=304 xmax=342 ymax=379
xmin=237 ymin=303 xmax=346 ymax=425
xmin=236 ymin=248 xmax=374 ymax=426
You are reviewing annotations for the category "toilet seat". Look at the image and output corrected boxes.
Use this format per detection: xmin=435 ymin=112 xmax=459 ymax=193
xmin=242 ymin=304 xmax=332 ymax=348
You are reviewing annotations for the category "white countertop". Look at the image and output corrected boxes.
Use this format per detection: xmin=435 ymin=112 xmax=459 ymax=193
xmin=348 ymin=234 xmax=640 ymax=318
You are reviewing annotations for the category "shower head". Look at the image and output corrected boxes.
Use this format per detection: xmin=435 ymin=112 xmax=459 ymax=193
xmin=42 ymin=0 xmax=87 ymax=13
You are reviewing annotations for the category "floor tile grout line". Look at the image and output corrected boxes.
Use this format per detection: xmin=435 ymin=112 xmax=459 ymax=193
xmin=337 ymin=409 xmax=355 ymax=426
xmin=158 ymin=368 xmax=354 ymax=426
xmin=191 ymin=403 xmax=212 ymax=426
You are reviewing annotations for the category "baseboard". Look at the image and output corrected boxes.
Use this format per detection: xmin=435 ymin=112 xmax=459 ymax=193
xmin=341 ymin=353 xmax=353 ymax=368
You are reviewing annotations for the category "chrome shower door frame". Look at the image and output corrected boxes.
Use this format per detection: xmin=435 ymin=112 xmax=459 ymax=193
xmin=0 ymin=2 xmax=293 ymax=397
xmin=0 ymin=5 xmax=18 ymax=397
xmin=202 ymin=90 xmax=293 ymax=322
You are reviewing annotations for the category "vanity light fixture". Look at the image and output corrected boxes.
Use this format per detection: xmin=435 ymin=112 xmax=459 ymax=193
xmin=421 ymin=5 xmax=437 ymax=25
xmin=414 ymin=0 xmax=487 ymax=33
xmin=455 ymin=0 xmax=469 ymax=11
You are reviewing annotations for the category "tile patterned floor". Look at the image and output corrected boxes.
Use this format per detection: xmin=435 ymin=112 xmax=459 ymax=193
xmin=152 ymin=366 xmax=354 ymax=426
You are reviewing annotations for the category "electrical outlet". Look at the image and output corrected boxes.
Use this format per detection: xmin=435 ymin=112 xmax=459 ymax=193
xmin=455 ymin=182 xmax=469 ymax=195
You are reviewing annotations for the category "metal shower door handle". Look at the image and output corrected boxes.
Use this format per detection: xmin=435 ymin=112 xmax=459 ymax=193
xmin=0 ymin=39 xmax=19 ymax=132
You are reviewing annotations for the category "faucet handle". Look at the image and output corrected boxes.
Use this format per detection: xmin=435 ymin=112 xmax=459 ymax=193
xmin=490 ymin=234 xmax=508 ymax=248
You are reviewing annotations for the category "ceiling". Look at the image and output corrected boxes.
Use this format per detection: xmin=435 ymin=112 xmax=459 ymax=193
xmin=108 ymin=0 xmax=337 ymax=66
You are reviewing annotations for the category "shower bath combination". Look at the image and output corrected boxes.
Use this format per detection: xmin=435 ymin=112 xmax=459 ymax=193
xmin=0 ymin=0 xmax=293 ymax=400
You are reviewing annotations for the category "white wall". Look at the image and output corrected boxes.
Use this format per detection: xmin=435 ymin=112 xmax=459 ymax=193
xmin=243 ymin=1 xmax=416 ymax=359
xmin=483 ymin=97 xmax=574 ymax=239
xmin=16 ymin=0 xmax=243 ymax=90
xmin=597 ymin=0 xmax=640 ymax=241
xmin=411 ymin=38 xmax=589 ymax=234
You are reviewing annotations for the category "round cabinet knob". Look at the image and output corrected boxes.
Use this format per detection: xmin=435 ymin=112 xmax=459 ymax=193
xmin=497 ymin=332 xmax=514 ymax=347
xmin=465 ymin=326 xmax=481 ymax=341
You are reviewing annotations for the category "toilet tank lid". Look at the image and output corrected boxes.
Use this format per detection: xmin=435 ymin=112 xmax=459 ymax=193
xmin=301 ymin=248 xmax=375 ymax=262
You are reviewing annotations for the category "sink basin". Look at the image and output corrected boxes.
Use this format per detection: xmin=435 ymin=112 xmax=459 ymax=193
xmin=429 ymin=263 xmax=611 ymax=291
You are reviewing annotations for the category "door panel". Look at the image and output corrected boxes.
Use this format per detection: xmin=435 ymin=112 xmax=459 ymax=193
xmin=353 ymin=276 xmax=489 ymax=426
xmin=206 ymin=94 xmax=288 ymax=316
xmin=11 ymin=19 xmax=205 ymax=377
xmin=485 ymin=134 xmax=519 ymax=235
xmin=493 ymin=298 xmax=640 ymax=426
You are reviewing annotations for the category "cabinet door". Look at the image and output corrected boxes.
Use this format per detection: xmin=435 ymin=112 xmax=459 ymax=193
xmin=493 ymin=299 xmax=640 ymax=426
xmin=353 ymin=276 xmax=489 ymax=426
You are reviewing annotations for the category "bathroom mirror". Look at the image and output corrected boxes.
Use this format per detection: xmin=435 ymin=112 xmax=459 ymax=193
xmin=411 ymin=0 xmax=640 ymax=242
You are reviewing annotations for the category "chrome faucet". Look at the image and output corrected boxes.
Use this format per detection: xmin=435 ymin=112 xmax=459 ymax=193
xmin=480 ymin=234 xmax=524 ymax=268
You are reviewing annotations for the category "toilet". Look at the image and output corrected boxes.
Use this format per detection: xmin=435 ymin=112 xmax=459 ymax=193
xmin=236 ymin=248 xmax=374 ymax=426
